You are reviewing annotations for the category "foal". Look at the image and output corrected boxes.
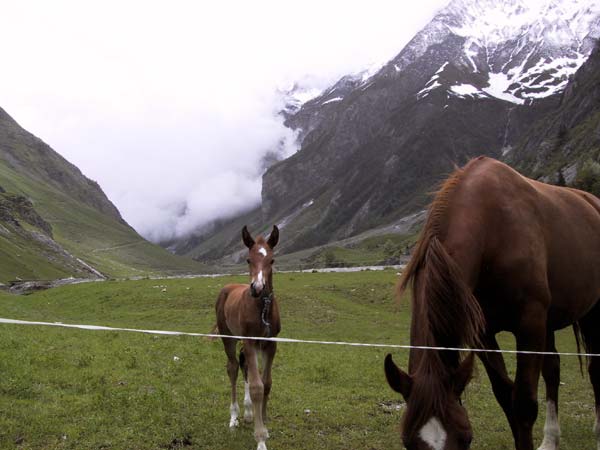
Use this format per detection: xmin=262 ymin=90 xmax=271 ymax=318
xmin=215 ymin=225 xmax=280 ymax=450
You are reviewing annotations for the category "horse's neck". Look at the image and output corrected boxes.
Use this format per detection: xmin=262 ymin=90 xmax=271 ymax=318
xmin=408 ymin=319 xmax=460 ymax=375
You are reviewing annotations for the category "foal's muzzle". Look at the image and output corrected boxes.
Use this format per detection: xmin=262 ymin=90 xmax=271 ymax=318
xmin=250 ymin=283 xmax=261 ymax=297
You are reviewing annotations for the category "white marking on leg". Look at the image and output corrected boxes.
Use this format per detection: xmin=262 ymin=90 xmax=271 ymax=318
xmin=538 ymin=400 xmax=560 ymax=450
xmin=244 ymin=381 xmax=253 ymax=422
xmin=258 ymin=247 xmax=267 ymax=257
xmin=419 ymin=417 xmax=447 ymax=450
xmin=229 ymin=402 xmax=240 ymax=428
xmin=257 ymin=441 xmax=267 ymax=450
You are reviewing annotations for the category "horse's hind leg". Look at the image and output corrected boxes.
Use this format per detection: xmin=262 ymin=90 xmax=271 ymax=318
xmin=591 ymin=351 xmax=600 ymax=450
xmin=222 ymin=337 xmax=240 ymax=428
xmin=260 ymin=341 xmax=277 ymax=422
xmin=538 ymin=332 xmax=560 ymax=450
xmin=580 ymin=307 xmax=600 ymax=450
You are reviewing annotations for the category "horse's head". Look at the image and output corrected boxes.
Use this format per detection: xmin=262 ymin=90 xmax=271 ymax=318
xmin=242 ymin=225 xmax=279 ymax=298
xmin=384 ymin=353 xmax=475 ymax=450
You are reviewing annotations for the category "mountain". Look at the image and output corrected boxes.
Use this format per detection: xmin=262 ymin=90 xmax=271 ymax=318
xmin=0 ymin=107 xmax=203 ymax=282
xmin=506 ymin=38 xmax=600 ymax=182
xmin=174 ymin=0 xmax=600 ymax=262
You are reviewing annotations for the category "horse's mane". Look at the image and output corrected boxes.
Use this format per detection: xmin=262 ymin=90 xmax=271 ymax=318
xmin=398 ymin=160 xmax=485 ymax=440
xmin=398 ymin=165 xmax=464 ymax=297
xmin=399 ymin=161 xmax=484 ymax=347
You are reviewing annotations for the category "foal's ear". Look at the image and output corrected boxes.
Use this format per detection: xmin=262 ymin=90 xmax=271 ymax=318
xmin=267 ymin=225 xmax=279 ymax=249
xmin=242 ymin=226 xmax=255 ymax=249
xmin=384 ymin=354 xmax=412 ymax=400
xmin=453 ymin=352 xmax=475 ymax=396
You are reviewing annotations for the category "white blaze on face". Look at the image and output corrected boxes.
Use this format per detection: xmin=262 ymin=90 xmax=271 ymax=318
xmin=258 ymin=247 xmax=267 ymax=257
xmin=419 ymin=417 xmax=447 ymax=450
xmin=253 ymin=269 xmax=264 ymax=292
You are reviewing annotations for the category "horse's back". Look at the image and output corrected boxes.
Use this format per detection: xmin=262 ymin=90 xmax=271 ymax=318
xmin=447 ymin=157 xmax=600 ymax=329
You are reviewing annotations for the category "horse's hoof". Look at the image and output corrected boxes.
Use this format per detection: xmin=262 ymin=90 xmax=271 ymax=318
xmin=537 ymin=440 xmax=559 ymax=450
xmin=244 ymin=411 xmax=253 ymax=422
xmin=257 ymin=441 xmax=267 ymax=450
xmin=228 ymin=418 xmax=239 ymax=428
xmin=537 ymin=444 xmax=559 ymax=450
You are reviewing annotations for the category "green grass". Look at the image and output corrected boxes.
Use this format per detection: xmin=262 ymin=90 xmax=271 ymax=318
xmin=0 ymin=271 xmax=596 ymax=449
xmin=272 ymin=233 xmax=418 ymax=271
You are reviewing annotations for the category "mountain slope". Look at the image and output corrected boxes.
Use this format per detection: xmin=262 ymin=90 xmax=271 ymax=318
xmin=0 ymin=107 xmax=203 ymax=281
xmin=261 ymin=0 xmax=598 ymax=253
xmin=506 ymin=39 xmax=600 ymax=181
xmin=173 ymin=0 xmax=600 ymax=261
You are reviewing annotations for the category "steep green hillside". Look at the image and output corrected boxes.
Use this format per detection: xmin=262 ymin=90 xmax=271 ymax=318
xmin=0 ymin=107 xmax=204 ymax=281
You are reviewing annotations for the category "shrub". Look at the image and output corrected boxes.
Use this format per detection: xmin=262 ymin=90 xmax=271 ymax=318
xmin=573 ymin=159 xmax=600 ymax=197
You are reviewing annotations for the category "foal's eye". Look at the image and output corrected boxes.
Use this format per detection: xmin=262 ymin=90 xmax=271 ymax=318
xmin=246 ymin=258 xmax=250 ymax=264
xmin=271 ymin=259 xmax=275 ymax=265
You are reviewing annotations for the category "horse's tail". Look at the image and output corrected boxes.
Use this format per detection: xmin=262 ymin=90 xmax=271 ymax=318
xmin=399 ymin=234 xmax=485 ymax=349
xmin=206 ymin=323 xmax=219 ymax=341
xmin=239 ymin=345 xmax=248 ymax=380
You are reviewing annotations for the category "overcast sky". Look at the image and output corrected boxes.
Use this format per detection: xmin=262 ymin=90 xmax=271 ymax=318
xmin=0 ymin=0 xmax=448 ymax=243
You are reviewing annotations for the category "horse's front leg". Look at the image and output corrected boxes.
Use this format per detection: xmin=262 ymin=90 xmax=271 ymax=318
xmin=222 ymin=337 xmax=240 ymax=428
xmin=244 ymin=339 xmax=269 ymax=450
xmin=538 ymin=332 xmax=560 ymax=450
xmin=478 ymin=333 xmax=517 ymax=438
xmin=513 ymin=304 xmax=547 ymax=450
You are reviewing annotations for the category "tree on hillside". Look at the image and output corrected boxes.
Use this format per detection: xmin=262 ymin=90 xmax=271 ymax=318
xmin=573 ymin=159 xmax=600 ymax=197
xmin=556 ymin=168 xmax=566 ymax=187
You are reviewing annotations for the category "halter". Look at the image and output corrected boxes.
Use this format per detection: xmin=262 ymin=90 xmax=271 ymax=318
xmin=260 ymin=292 xmax=274 ymax=338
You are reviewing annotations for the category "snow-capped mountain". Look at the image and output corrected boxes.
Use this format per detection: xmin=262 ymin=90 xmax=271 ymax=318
xmin=408 ymin=0 xmax=600 ymax=104
xmin=174 ymin=0 xmax=600 ymax=260
xmin=299 ymin=0 xmax=599 ymax=109
xmin=262 ymin=0 xmax=599 ymax=251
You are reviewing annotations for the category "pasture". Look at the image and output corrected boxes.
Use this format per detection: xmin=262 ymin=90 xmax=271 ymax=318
xmin=0 ymin=270 xmax=596 ymax=449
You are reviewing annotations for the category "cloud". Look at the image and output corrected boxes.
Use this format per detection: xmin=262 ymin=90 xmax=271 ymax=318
xmin=0 ymin=0 xmax=449 ymax=242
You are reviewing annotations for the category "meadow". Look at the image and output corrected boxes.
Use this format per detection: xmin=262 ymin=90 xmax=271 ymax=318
xmin=0 ymin=270 xmax=596 ymax=449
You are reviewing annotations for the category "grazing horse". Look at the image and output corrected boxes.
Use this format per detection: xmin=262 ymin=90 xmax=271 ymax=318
xmin=384 ymin=157 xmax=600 ymax=450
xmin=215 ymin=225 xmax=280 ymax=450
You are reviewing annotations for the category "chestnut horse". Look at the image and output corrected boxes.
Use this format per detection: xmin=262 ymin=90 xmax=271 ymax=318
xmin=215 ymin=225 xmax=280 ymax=450
xmin=384 ymin=157 xmax=600 ymax=450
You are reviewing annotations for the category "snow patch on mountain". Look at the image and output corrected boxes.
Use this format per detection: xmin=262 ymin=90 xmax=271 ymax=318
xmin=417 ymin=62 xmax=450 ymax=99
xmin=321 ymin=97 xmax=343 ymax=105
xmin=281 ymin=85 xmax=323 ymax=114
xmin=411 ymin=0 xmax=600 ymax=104
xmin=450 ymin=84 xmax=486 ymax=98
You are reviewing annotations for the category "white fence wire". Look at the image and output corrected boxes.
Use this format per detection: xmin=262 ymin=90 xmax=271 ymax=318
xmin=1 ymin=317 xmax=599 ymax=357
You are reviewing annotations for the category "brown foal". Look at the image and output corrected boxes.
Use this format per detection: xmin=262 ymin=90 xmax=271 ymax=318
xmin=215 ymin=225 xmax=280 ymax=450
